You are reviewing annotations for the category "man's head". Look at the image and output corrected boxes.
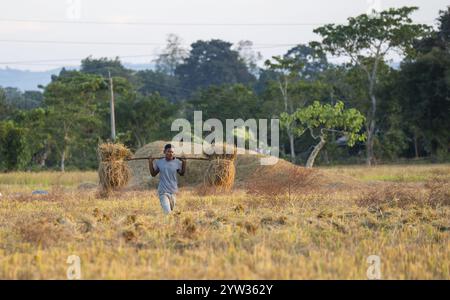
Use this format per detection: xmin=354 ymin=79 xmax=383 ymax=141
xmin=164 ymin=144 xmax=175 ymax=160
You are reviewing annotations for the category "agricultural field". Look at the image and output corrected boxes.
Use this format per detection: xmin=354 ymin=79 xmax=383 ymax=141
xmin=0 ymin=162 xmax=449 ymax=279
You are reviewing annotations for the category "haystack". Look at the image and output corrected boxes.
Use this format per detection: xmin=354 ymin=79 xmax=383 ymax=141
xmin=97 ymin=142 xmax=133 ymax=197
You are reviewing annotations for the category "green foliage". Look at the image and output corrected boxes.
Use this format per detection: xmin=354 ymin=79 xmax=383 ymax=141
xmin=281 ymin=101 xmax=366 ymax=146
xmin=0 ymin=120 xmax=30 ymax=171
xmin=134 ymin=70 xmax=183 ymax=102
xmin=115 ymin=93 xmax=176 ymax=148
xmin=12 ymin=108 xmax=51 ymax=167
xmin=264 ymin=55 xmax=305 ymax=79
xmin=284 ymin=44 xmax=329 ymax=80
xmin=396 ymin=44 xmax=450 ymax=158
xmin=313 ymin=7 xmax=430 ymax=164
xmin=175 ymin=39 xmax=256 ymax=94
xmin=81 ymin=56 xmax=132 ymax=78
xmin=1 ymin=87 xmax=43 ymax=110
xmin=0 ymin=88 xmax=10 ymax=120
xmin=43 ymin=71 xmax=107 ymax=170
xmin=313 ymin=7 xmax=430 ymax=60
xmin=188 ymin=84 xmax=260 ymax=122
xmin=281 ymin=101 xmax=366 ymax=167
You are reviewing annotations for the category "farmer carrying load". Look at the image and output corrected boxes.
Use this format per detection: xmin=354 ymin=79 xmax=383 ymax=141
xmin=148 ymin=143 xmax=186 ymax=214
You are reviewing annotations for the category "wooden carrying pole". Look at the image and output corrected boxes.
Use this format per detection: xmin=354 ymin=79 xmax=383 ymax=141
xmin=125 ymin=157 xmax=210 ymax=161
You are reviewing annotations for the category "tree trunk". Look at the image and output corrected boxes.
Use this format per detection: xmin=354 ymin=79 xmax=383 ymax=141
xmin=323 ymin=149 xmax=330 ymax=165
xmin=306 ymin=137 xmax=326 ymax=168
xmin=279 ymin=78 xmax=296 ymax=160
xmin=366 ymin=84 xmax=377 ymax=166
xmin=60 ymin=148 xmax=66 ymax=172
xmin=413 ymin=133 xmax=419 ymax=159
xmin=134 ymin=131 xmax=143 ymax=149
xmin=39 ymin=147 xmax=50 ymax=167
xmin=366 ymin=120 xmax=375 ymax=166
xmin=365 ymin=55 xmax=380 ymax=167
xmin=288 ymin=128 xmax=296 ymax=160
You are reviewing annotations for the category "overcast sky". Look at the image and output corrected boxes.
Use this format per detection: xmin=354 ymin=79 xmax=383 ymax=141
xmin=0 ymin=0 xmax=448 ymax=71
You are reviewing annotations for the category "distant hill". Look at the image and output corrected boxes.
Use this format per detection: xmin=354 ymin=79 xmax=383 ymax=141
xmin=123 ymin=63 xmax=154 ymax=71
xmin=0 ymin=63 xmax=154 ymax=91
xmin=1 ymin=61 xmax=397 ymax=91
xmin=0 ymin=68 xmax=61 ymax=91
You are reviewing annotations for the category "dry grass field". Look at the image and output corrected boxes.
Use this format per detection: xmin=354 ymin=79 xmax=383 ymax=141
xmin=0 ymin=163 xmax=449 ymax=279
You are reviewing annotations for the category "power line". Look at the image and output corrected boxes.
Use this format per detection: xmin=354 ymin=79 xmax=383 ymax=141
xmin=0 ymin=18 xmax=349 ymax=26
xmin=0 ymin=18 xmax=437 ymax=26
xmin=0 ymin=39 xmax=298 ymax=48
xmin=0 ymin=39 xmax=165 ymax=46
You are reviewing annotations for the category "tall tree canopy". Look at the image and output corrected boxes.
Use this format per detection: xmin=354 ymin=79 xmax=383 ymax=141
xmin=43 ymin=71 xmax=107 ymax=171
xmin=395 ymin=8 xmax=450 ymax=160
xmin=175 ymin=39 xmax=256 ymax=95
xmin=313 ymin=6 xmax=430 ymax=165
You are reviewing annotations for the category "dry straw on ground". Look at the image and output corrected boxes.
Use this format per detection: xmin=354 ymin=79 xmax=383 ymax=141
xmin=2 ymin=163 xmax=449 ymax=279
xmin=97 ymin=142 xmax=133 ymax=197
xmin=245 ymin=164 xmax=317 ymax=200
xmin=356 ymin=177 xmax=450 ymax=209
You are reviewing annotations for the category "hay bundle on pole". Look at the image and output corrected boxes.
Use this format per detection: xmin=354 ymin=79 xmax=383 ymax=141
xmin=97 ymin=142 xmax=132 ymax=197
xmin=203 ymin=144 xmax=237 ymax=192
xmin=205 ymin=159 xmax=236 ymax=191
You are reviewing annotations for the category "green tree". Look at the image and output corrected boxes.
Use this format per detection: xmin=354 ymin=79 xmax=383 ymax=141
xmin=395 ymin=7 xmax=450 ymax=161
xmin=372 ymin=69 xmax=409 ymax=161
xmin=134 ymin=70 xmax=183 ymax=102
xmin=397 ymin=48 xmax=450 ymax=160
xmin=175 ymin=39 xmax=256 ymax=94
xmin=281 ymin=101 xmax=366 ymax=168
xmin=264 ymin=53 xmax=330 ymax=161
xmin=43 ymin=71 xmax=107 ymax=171
xmin=22 ymin=91 xmax=44 ymax=109
xmin=0 ymin=88 xmax=11 ymax=120
xmin=115 ymin=93 xmax=176 ymax=148
xmin=11 ymin=107 xmax=51 ymax=168
xmin=285 ymin=44 xmax=328 ymax=80
xmin=188 ymin=84 xmax=259 ymax=122
xmin=0 ymin=88 xmax=43 ymax=113
xmin=313 ymin=6 xmax=430 ymax=165
xmin=81 ymin=56 xmax=132 ymax=79
xmin=264 ymin=55 xmax=304 ymax=160
xmin=0 ymin=120 xmax=30 ymax=171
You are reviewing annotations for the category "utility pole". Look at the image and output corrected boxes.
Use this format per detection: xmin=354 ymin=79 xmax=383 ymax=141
xmin=108 ymin=71 xmax=116 ymax=142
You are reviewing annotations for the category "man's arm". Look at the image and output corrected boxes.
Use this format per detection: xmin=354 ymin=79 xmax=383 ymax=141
xmin=177 ymin=158 xmax=186 ymax=176
xmin=148 ymin=158 xmax=159 ymax=177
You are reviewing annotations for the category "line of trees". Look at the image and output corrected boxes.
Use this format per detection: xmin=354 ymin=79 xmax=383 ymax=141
xmin=0 ymin=6 xmax=449 ymax=171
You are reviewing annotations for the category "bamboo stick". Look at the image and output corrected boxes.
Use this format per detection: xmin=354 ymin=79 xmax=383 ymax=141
xmin=125 ymin=156 xmax=210 ymax=161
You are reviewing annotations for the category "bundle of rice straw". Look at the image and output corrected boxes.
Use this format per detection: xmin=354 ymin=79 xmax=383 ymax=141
xmin=203 ymin=143 xmax=237 ymax=192
xmin=97 ymin=142 xmax=133 ymax=197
